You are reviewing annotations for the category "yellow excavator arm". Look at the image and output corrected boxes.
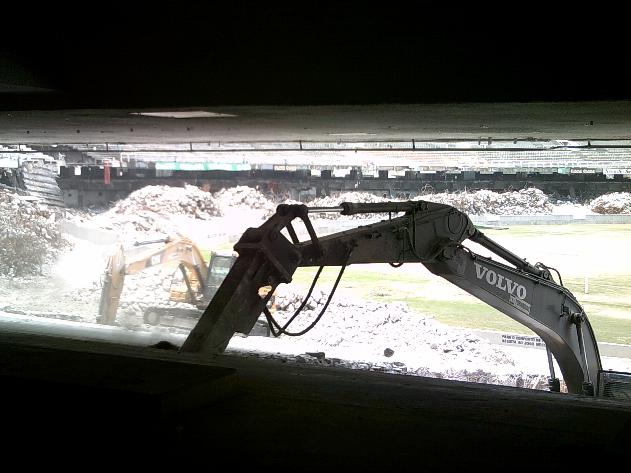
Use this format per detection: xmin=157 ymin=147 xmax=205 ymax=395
xmin=97 ymin=237 xmax=209 ymax=325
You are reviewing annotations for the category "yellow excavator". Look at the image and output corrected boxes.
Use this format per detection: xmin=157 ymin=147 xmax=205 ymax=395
xmin=97 ymin=236 xmax=271 ymax=334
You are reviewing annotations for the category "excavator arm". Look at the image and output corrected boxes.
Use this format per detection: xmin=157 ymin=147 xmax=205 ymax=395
xmin=424 ymin=247 xmax=601 ymax=395
xmin=98 ymin=237 xmax=209 ymax=324
xmin=181 ymin=201 xmax=603 ymax=395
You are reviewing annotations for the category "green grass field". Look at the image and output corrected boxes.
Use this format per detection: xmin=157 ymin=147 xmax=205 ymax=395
xmin=284 ymin=224 xmax=631 ymax=345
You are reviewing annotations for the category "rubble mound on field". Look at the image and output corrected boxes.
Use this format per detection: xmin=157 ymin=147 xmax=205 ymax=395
xmin=271 ymin=287 xmax=514 ymax=367
xmin=0 ymin=189 xmax=68 ymax=276
xmin=234 ymin=285 xmax=551 ymax=390
xmin=212 ymin=185 xmax=278 ymax=217
xmin=109 ymin=184 xmax=220 ymax=219
xmin=94 ymin=184 xmax=221 ymax=235
xmin=422 ymin=188 xmax=553 ymax=215
xmin=590 ymin=192 xmax=631 ymax=214
xmin=276 ymin=291 xmax=510 ymax=363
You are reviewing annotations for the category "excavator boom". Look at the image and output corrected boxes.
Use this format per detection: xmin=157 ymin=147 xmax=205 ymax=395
xmin=181 ymin=201 xmax=607 ymax=395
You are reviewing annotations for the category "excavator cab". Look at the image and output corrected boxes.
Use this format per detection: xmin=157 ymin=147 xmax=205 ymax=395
xmin=168 ymin=251 xmax=237 ymax=306
xmin=204 ymin=252 xmax=237 ymax=301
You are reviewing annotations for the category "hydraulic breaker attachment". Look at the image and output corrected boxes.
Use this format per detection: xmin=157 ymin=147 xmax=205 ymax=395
xmin=181 ymin=205 xmax=318 ymax=354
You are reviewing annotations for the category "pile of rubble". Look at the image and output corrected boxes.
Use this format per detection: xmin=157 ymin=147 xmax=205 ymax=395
xmin=108 ymin=184 xmax=221 ymax=219
xmin=86 ymin=184 xmax=222 ymax=238
xmin=210 ymin=186 xmax=553 ymax=220
xmin=307 ymin=188 xmax=554 ymax=219
xmin=590 ymin=192 xmax=631 ymax=214
xmin=228 ymin=348 xmax=550 ymax=391
xmin=234 ymin=286 xmax=549 ymax=390
xmin=105 ymin=184 xmax=281 ymax=220
xmin=212 ymin=185 xmax=279 ymax=216
xmin=0 ymin=189 xmax=68 ymax=277
xmin=87 ymin=185 xmax=284 ymax=238
xmin=272 ymin=288 xmax=511 ymax=366
xmin=69 ymin=185 xmax=560 ymax=237
xmin=424 ymin=188 xmax=553 ymax=215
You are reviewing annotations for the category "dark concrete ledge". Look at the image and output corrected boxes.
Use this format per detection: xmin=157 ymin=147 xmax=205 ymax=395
xmin=1 ymin=331 xmax=630 ymax=470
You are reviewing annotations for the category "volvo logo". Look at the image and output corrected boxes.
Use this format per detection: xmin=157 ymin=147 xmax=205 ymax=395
xmin=474 ymin=262 xmax=527 ymax=300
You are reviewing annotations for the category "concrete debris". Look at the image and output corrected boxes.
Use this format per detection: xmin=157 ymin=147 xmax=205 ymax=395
xmin=270 ymin=287 xmax=517 ymax=372
xmin=79 ymin=184 xmax=223 ymax=240
xmin=212 ymin=185 xmax=278 ymax=217
xmin=227 ymin=343 xmax=553 ymax=391
xmin=0 ymin=189 xmax=68 ymax=277
xmin=247 ymin=285 xmax=557 ymax=389
xmin=94 ymin=211 xmax=180 ymax=237
xmin=64 ymin=185 xmax=606 ymax=246
xmin=108 ymin=184 xmax=221 ymax=220
xmin=80 ymin=185 xmax=287 ymax=241
xmin=590 ymin=192 xmax=631 ymax=214
xmin=273 ymin=287 xmax=328 ymax=312
xmin=305 ymin=351 xmax=326 ymax=361
xmin=105 ymin=279 xmax=538 ymax=389
xmin=422 ymin=188 xmax=553 ymax=216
